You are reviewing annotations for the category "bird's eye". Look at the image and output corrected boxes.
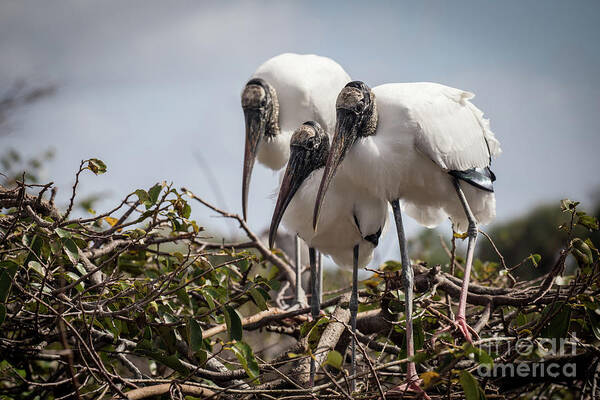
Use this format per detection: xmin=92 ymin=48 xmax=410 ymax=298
xmin=355 ymin=101 xmax=365 ymax=112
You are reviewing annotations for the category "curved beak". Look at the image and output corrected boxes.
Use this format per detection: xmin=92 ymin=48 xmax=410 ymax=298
xmin=242 ymin=108 xmax=266 ymax=221
xmin=313 ymin=109 xmax=358 ymax=229
xmin=269 ymin=151 xmax=310 ymax=249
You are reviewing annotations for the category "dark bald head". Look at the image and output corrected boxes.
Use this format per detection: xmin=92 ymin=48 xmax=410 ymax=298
xmin=241 ymin=77 xmax=280 ymax=221
xmin=336 ymin=81 xmax=377 ymax=136
xmin=269 ymin=120 xmax=329 ymax=248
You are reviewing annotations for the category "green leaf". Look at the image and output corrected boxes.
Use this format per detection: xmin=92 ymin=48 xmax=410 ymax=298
xmin=54 ymin=227 xmax=71 ymax=239
xmin=477 ymin=348 xmax=493 ymax=366
xmin=157 ymin=304 xmax=177 ymax=324
xmin=134 ymin=189 xmax=149 ymax=204
xmin=300 ymin=320 xmax=316 ymax=338
xmin=464 ymin=343 xmax=493 ymax=367
xmin=266 ymin=265 xmax=279 ymax=281
xmin=256 ymin=287 xmax=270 ymax=303
xmin=188 ymin=318 xmax=203 ymax=353
xmin=540 ymin=303 xmax=571 ymax=339
xmin=148 ymin=184 xmax=162 ymax=205
xmin=201 ymin=289 xmax=216 ymax=310
xmin=459 ymin=370 xmax=485 ymax=400
xmin=249 ymin=288 xmax=268 ymax=311
xmin=62 ymin=239 xmax=79 ymax=264
xmin=587 ymin=309 xmax=600 ymax=341
xmin=182 ymin=202 xmax=191 ymax=219
xmin=224 ymin=306 xmax=243 ymax=341
xmin=87 ymin=158 xmax=107 ymax=175
xmin=65 ymin=272 xmax=84 ymax=292
xmin=0 ymin=269 xmax=12 ymax=303
xmin=578 ymin=214 xmax=599 ymax=231
xmin=143 ymin=326 xmax=152 ymax=340
xmin=0 ymin=261 xmax=19 ymax=278
xmin=527 ymin=254 xmax=541 ymax=268
xmin=585 ymin=238 xmax=599 ymax=254
xmin=75 ymin=263 xmax=88 ymax=276
xmin=307 ymin=317 xmax=329 ymax=350
xmin=232 ymin=341 xmax=259 ymax=381
xmin=238 ymin=259 xmax=250 ymax=272
xmin=28 ymin=261 xmax=44 ymax=276
xmin=24 ymin=235 xmax=42 ymax=267
xmin=325 ymin=350 xmax=343 ymax=370
xmin=176 ymin=288 xmax=191 ymax=308
xmin=0 ymin=304 xmax=5 ymax=326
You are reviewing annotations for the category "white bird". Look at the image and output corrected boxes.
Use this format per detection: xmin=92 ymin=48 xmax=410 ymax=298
xmin=313 ymin=81 xmax=501 ymax=395
xmin=241 ymin=53 xmax=351 ymax=306
xmin=241 ymin=53 xmax=351 ymax=218
xmin=269 ymin=121 xmax=387 ymax=388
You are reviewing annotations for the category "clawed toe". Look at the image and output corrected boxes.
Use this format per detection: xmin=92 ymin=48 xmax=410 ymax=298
xmin=454 ymin=317 xmax=479 ymax=344
xmin=388 ymin=376 xmax=431 ymax=399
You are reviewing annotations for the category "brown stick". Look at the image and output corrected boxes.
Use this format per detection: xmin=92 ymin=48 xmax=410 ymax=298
xmin=182 ymin=187 xmax=298 ymax=290
xmin=293 ymin=293 xmax=352 ymax=388
xmin=120 ymin=383 xmax=215 ymax=399
xmin=203 ymin=308 xmax=288 ymax=339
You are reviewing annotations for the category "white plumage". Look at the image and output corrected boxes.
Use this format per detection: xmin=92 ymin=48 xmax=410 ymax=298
xmin=312 ymin=80 xmax=501 ymax=395
xmin=251 ymin=53 xmax=351 ymax=170
xmin=336 ymin=82 xmax=501 ymax=231
xmin=242 ymin=54 xmax=352 ymax=324
xmin=281 ymin=165 xmax=387 ymax=269
xmin=270 ymin=121 xmax=387 ymax=389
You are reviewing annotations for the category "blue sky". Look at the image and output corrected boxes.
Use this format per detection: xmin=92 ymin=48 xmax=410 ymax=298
xmin=1 ymin=1 xmax=599 ymax=262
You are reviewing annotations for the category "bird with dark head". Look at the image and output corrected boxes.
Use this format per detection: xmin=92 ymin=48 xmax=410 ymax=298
xmin=269 ymin=121 xmax=328 ymax=248
xmin=240 ymin=53 xmax=351 ymax=223
xmin=269 ymin=120 xmax=387 ymax=389
xmin=240 ymin=54 xmax=351 ymax=315
xmin=314 ymin=81 xmax=378 ymax=229
xmin=241 ymin=77 xmax=280 ymax=221
xmin=313 ymin=79 xmax=501 ymax=397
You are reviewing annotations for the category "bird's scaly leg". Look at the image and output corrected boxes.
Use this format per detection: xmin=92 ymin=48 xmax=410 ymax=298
xmin=388 ymin=200 xmax=430 ymax=399
xmin=317 ymin=251 xmax=323 ymax=303
xmin=309 ymin=247 xmax=319 ymax=384
xmin=452 ymin=178 xmax=480 ymax=343
xmin=350 ymin=244 xmax=359 ymax=393
xmin=293 ymin=235 xmax=308 ymax=309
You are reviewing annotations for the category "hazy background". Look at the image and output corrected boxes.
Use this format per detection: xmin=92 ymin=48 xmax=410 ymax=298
xmin=1 ymin=0 xmax=599 ymax=264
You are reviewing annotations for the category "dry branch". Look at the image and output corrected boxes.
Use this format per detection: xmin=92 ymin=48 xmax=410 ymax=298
xmin=1 ymin=174 xmax=598 ymax=400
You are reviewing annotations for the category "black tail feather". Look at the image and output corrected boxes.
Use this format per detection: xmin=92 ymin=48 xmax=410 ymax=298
xmin=449 ymin=167 xmax=496 ymax=192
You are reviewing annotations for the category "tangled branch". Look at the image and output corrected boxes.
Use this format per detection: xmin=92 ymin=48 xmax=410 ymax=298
xmin=1 ymin=161 xmax=599 ymax=399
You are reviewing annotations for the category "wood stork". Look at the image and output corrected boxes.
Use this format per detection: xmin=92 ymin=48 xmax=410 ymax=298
xmin=241 ymin=53 xmax=351 ymax=306
xmin=269 ymin=121 xmax=387 ymax=389
xmin=313 ymin=81 xmax=501 ymax=394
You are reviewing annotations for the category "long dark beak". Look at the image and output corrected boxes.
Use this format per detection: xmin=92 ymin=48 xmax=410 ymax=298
xmin=269 ymin=152 xmax=309 ymax=249
xmin=313 ymin=110 xmax=357 ymax=229
xmin=242 ymin=108 xmax=266 ymax=221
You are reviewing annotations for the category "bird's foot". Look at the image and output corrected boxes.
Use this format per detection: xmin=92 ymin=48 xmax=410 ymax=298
xmin=454 ymin=316 xmax=478 ymax=344
xmin=387 ymin=375 xmax=431 ymax=399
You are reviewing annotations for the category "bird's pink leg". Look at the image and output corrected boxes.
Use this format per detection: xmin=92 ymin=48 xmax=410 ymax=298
xmin=388 ymin=200 xmax=430 ymax=399
xmin=455 ymin=226 xmax=477 ymax=343
xmin=388 ymin=351 xmax=431 ymax=399
xmin=452 ymin=178 xmax=480 ymax=344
